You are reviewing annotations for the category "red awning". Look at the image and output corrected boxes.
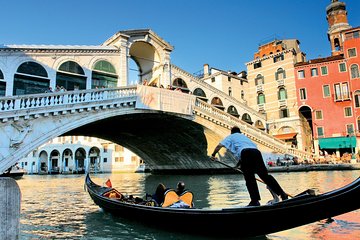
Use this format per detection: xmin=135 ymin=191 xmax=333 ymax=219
xmin=273 ymin=133 xmax=297 ymax=140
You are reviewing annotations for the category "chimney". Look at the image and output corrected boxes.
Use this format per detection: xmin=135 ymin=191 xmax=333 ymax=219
xmin=203 ymin=64 xmax=209 ymax=77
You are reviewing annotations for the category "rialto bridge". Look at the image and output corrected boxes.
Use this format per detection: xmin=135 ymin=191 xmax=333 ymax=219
xmin=0 ymin=29 xmax=312 ymax=173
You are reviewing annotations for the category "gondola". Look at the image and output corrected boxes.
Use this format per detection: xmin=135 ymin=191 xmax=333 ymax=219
xmin=85 ymin=173 xmax=360 ymax=237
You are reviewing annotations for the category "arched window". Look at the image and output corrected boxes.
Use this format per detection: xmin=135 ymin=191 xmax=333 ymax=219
xmin=275 ymin=68 xmax=286 ymax=80
xmin=227 ymin=105 xmax=239 ymax=118
xmin=0 ymin=69 xmax=5 ymax=96
xmin=255 ymin=74 xmax=264 ymax=85
xmin=357 ymin=116 xmax=360 ymax=132
xmin=211 ymin=97 xmax=224 ymax=110
xmin=354 ymin=90 xmax=360 ymax=108
xmin=56 ymin=61 xmax=86 ymax=91
xmin=278 ymin=87 xmax=287 ymax=100
xmin=351 ymin=64 xmax=359 ymax=79
xmin=257 ymin=93 xmax=265 ymax=104
xmin=92 ymin=60 xmax=118 ymax=89
xmin=242 ymin=113 xmax=253 ymax=125
xmin=241 ymin=90 xmax=245 ymax=100
xmin=172 ymin=78 xmax=189 ymax=92
xmin=13 ymin=61 xmax=49 ymax=95
xmin=193 ymin=88 xmax=207 ymax=101
xmin=228 ymin=87 xmax=232 ymax=96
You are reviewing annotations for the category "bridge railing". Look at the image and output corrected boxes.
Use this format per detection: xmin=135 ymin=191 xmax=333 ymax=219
xmin=194 ymin=99 xmax=314 ymax=159
xmin=0 ymin=87 xmax=137 ymax=113
xmin=171 ymin=64 xmax=266 ymax=121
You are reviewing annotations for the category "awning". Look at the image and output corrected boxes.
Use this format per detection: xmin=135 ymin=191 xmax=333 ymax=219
xmin=319 ymin=137 xmax=356 ymax=149
xmin=273 ymin=133 xmax=297 ymax=140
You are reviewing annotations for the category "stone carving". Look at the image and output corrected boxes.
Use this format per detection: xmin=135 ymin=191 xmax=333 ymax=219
xmin=10 ymin=122 xmax=32 ymax=148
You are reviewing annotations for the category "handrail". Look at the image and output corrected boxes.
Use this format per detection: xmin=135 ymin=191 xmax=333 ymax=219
xmin=194 ymin=99 xmax=313 ymax=159
xmin=170 ymin=64 xmax=267 ymax=121
xmin=0 ymin=86 xmax=137 ymax=113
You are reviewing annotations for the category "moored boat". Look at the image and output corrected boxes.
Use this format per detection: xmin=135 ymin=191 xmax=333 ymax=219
xmin=85 ymin=173 xmax=360 ymax=237
xmin=0 ymin=165 xmax=26 ymax=179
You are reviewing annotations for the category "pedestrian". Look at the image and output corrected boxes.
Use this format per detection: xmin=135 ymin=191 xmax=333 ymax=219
xmin=210 ymin=126 xmax=288 ymax=206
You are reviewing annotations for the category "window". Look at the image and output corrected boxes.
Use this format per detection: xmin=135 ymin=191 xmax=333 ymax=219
xmin=211 ymin=77 xmax=215 ymax=82
xmin=273 ymin=54 xmax=284 ymax=63
xmin=103 ymin=144 xmax=108 ymax=153
xmin=278 ymin=88 xmax=287 ymax=100
xmin=317 ymin=127 xmax=324 ymax=137
xmin=115 ymin=145 xmax=124 ymax=152
xmin=279 ymin=108 xmax=289 ymax=118
xmin=227 ymin=76 xmax=231 ymax=82
xmin=228 ymin=87 xmax=232 ymax=96
xmin=348 ymin=48 xmax=357 ymax=57
xmin=347 ymin=124 xmax=354 ymax=134
xmin=241 ymin=90 xmax=244 ymax=99
xmin=13 ymin=61 xmax=50 ymax=95
xmin=254 ymin=62 xmax=262 ymax=69
xmin=297 ymin=70 xmax=305 ymax=79
xmin=103 ymin=158 xmax=107 ymax=163
xmin=300 ymin=88 xmax=307 ymax=100
xmin=345 ymin=31 xmax=360 ymax=40
xmin=351 ymin=64 xmax=359 ymax=79
xmin=339 ymin=63 xmax=347 ymax=72
xmin=354 ymin=91 xmax=360 ymax=108
xmin=334 ymin=82 xmax=350 ymax=101
xmin=131 ymin=156 xmax=137 ymax=162
xmin=323 ymin=85 xmax=330 ymax=97
xmin=321 ymin=66 xmax=328 ymax=75
xmin=315 ymin=110 xmax=323 ymax=120
xmin=311 ymin=68 xmax=318 ymax=77
xmin=92 ymin=60 xmax=118 ymax=89
xmin=344 ymin=107 xmax=352 ymax=117
xmin=255 ymin=74 xmax=264 ymax=85
xmin=56 ymin=61 xmax=86 ymax=91
xmin=275 ymin=68 xmax=286 ymax=80
xmin=257 ymin=93 xmax=265 ymax=104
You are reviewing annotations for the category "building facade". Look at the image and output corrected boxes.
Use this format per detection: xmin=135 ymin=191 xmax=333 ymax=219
xmin=18 ymin=136 xmax=144 ymax=174
xmin=295 ymin=0 xmax=360 ymax=158
xmin=245 ymin=39 xmax=308 ymax=151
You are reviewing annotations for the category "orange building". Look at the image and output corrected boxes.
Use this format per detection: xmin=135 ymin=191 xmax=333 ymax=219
xmin=295 ymin=0 xmax=360 ymax=157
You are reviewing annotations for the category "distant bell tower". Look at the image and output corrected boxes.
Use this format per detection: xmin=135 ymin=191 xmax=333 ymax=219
xmin=326 ymin=0 xmax=351 ymax=56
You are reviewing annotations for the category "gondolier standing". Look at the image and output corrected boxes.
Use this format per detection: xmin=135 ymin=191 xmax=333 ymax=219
xmin=210 ymin=126 xmax=288 ymax=206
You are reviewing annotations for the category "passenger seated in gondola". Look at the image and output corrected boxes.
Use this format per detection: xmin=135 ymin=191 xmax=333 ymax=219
xmin=151 ymin=183 xmax=167 ymax=206
xmin=175 ymin=181 xmax=186 ymax=195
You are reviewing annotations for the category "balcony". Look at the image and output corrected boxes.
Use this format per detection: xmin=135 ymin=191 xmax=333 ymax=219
xmin=279 ymin=99 xmax=287 ymax=108
xmin=258 ymin=103 xmax=265 ymax=111
xmin=277 ymin=79 xmax=285 ymax=87
xmin=256 ymin=85 xmax=263 ymax=92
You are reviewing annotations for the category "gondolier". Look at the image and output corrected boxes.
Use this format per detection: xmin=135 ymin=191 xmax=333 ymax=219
xmin=210 ymin=126 xmax=288 ymax=206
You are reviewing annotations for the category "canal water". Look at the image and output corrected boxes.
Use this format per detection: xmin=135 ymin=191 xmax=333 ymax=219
xmin=18 ymin=170 xmax=360 ymax=239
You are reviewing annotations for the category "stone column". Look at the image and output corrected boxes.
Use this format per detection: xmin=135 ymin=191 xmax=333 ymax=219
xmin=0 ymin=177 xmax=21 ymax=240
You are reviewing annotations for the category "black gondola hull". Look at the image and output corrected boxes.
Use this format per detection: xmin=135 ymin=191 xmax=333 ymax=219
xmin=85 ymin=174 xmax=360 ymax=237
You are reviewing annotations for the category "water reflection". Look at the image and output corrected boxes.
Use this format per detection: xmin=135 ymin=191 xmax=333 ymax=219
xmin=17 ymin=171 xmax=360 ymax=239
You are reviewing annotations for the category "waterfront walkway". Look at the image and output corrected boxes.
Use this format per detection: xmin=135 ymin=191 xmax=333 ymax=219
xmin=268 ymin=163 xmax=360 ymax=172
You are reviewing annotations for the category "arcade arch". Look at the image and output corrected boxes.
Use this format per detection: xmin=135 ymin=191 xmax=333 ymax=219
xmin=193 ymin=88 xmax=207 ymax=101
xmin=211 ymin=97 xmax=225 ymax=110
xmin=13 ymin=61 xmax=49 ymax=95
xmin=56 ymin=61 xmax=86 ymax=91
xmin=129 ymin=41 xmax=161 ymax=86
xmin=91 ymin=60 xmax=118 ymax=89
xmin=75 ymin=148 xmax=86 ymax=173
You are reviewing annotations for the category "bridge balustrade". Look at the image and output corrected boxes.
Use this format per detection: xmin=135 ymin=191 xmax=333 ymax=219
xmin=194 ymin=99 xmax=313 ymax=160
xmin=0 ymin=87 xmax=137 ymax=120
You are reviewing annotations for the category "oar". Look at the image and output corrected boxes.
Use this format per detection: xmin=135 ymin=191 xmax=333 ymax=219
xmin=212 ymin=155 xmax=293 ymax=199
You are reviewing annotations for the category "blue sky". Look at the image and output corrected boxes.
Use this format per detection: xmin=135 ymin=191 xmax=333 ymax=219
xmin=1 ymin=0 xmax=359 ymax=75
